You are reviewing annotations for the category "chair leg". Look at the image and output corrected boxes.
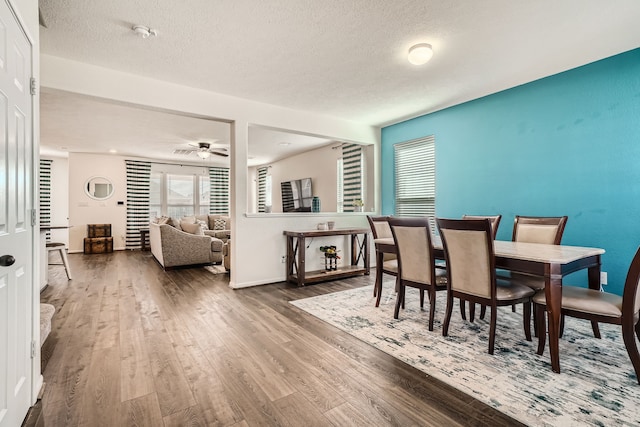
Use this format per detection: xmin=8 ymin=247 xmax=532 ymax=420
xmin=523 ymin=302 xmax=532 ymax=342
xmin=428 ymin=289 xmax=436 ymax=331
xmin=591 ymin=320 xmax=601 ymax=339
xmin=622 ymin=321 xmax=640 ymax=385
xmin=488 ymin=306 xmax=496 ymax=355
xmin=443 ymin=294 xmax=454 ymax=337
xmin=479 ymin=305 xmax=486 ymax=320
xmin=469 ymin=303 xmax=476 ymax=323
xmin=535 ymin=303 xmax=547 ymax=355
xmin=512 ymin=304 xmax=516 ymax=313
xmin=419 ymin=289 xmax=425 ymax=309
xmin=375 ymin=280 xmax=383 ymax=307
xmin=559 ymin=314 xmax=565 ymax=338
xmin=393 ymin=285 xmax=404 ymax=319
xmin=58 ymin=248 xmax=72 ymax=280
xmin=459 ymin=300 xmax=467 ymax=321
xmin=533 ymin=303 xmax=538 ymax=337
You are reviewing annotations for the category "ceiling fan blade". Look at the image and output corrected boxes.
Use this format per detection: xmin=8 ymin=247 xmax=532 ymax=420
xmin=211 ymin=151 xmax=229 ymax=157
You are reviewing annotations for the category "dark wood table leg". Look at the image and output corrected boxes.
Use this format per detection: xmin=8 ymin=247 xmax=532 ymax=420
xmin=296 ymin=236 xmax=305 ymax=287
xmin=545 ymin=272 xmax=563 ymax=373
xmin=363 ymin=234 xmax=370 ymax=275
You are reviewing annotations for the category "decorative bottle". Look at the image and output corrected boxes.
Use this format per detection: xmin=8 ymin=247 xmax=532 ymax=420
xmin=312 ymin=196 xmax=321 ymax=213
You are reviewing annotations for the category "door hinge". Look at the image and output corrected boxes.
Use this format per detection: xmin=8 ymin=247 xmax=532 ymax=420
xmin=31 ymin=341 xmax=36 ymax=358
xmin=31 ymin=209 xmax=37 ymax=227
xmin=30 ymin=77 xmax=37 ymax=96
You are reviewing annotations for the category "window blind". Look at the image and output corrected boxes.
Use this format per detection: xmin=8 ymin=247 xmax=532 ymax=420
xmin=125 ymin=160 xmax=151 ymax=249
xmin=39 ymin=159 xmax=52 ymax=241
xmin=342 ymin=143 xmax=363 ymax=212
xmin=257 ymin=167 xmax=268 ymax=213
xmin=394 ymin=135 xmax=436 ymax=217
xmin=209 ymin=167 xmax=230 ymax=215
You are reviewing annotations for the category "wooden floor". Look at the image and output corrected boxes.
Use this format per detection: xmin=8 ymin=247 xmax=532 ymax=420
xmin=35 ymin=250 xmax=523 ymax=427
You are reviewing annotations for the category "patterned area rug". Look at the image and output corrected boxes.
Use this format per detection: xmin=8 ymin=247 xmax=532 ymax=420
xmin=290 ymin=282 xmax=640 ymax=427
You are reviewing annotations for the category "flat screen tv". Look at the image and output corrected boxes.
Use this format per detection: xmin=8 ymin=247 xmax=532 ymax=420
xmin=281 ymin=178 xmax=313 ymax=212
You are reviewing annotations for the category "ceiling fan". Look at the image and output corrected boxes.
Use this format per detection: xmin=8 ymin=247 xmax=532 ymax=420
xmin=177 ymin=142 xmax=229 ymax=159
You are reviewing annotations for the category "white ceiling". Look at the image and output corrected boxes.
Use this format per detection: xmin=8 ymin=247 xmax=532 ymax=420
xmin=38 ymin=0 xmax=640 ymax=162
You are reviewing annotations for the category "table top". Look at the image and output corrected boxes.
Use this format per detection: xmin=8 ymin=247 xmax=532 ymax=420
xmin=284 ymin=228 xmax=369 ymax=237
xmin=374 ymin=236 xmax=605 ymax=264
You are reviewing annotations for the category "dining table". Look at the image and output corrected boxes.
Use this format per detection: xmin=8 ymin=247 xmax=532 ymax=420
xmin=373 ymin=236 xmax=605 ymax=374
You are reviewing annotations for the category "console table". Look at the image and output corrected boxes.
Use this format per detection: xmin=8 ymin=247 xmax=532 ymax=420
xmin=284 ymin=228 xmax=370 ymax=286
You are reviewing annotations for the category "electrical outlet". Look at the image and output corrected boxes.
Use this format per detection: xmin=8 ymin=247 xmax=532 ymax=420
xmin=281 ymin=255 xmax=286 ymax=263
xmin=600 ymin=272 xmax=607 ymax=286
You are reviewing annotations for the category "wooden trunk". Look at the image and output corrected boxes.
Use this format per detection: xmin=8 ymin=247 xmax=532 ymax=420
xmin=84 ymin=237 xmax=113 ymax=254
xmin=87 ymin=224 xmax=111 ymax=238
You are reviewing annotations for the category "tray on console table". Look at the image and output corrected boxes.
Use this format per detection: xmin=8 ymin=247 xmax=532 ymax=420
xmin=283 ymin=228 xmax=370 ymax=286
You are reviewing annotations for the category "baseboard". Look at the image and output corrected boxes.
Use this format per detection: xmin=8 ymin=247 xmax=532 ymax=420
xmin=229 ymin=277 xmax=284 ymax=289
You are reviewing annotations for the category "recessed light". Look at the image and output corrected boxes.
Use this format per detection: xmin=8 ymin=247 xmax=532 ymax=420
xmin=279 ymin=142 xmax=291 ymax=146
xmin=59 ymin=146 xmax=68 ymax=150
xmin=408 ymin=43 xmax=433 ymax=65
xmin=109 ymin=149 xmax=118 ymax=154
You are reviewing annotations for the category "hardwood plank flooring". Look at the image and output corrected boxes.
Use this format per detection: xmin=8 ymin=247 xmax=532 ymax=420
xmin=35 ymin=251 xmax=524 ymax=427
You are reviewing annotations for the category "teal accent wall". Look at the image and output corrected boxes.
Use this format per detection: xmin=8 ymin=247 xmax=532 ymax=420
xmin=381 ymin=48 xmax=640 ymax=295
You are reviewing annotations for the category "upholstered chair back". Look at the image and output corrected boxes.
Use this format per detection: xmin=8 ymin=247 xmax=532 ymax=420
xmin=367 ymin=215 xmax=396 ymax=261
xmin=389 ymin=218 xmax=433 ymax=286
xmin=438 ymin=219 xmax=494 ymax=299
xmin=512 ymin=216 xmax=568 ymax=245
xmin=462 ymin=215 xmax=501 ymax=239
xmin=367 ymin=216 xmax=392 ymax=239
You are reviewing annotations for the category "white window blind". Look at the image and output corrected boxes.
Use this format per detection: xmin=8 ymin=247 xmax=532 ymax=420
xmin=257 ymin=167 xmax=268 ymax=213
xmin=394 ymin=135 xmax=436 ymax=217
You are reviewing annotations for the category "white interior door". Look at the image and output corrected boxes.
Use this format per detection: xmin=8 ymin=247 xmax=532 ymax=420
xmin=0 ymin=1 xmax=34 ymax=426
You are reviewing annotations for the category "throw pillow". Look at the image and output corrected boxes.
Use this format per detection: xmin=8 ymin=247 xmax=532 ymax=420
xmin=157 ymin=216 xmax=170 ymax=225
xmin=180 ymin=222 xmax=203 ymax=236
xmin=169 ymin=217 xmax=182 ymax=230
xmin=196 ymin=219 xmax=209 ymax=231
xmin=181 ymin=216 xmax=196 ymax=224
xmin=213 ymin=218 xmax=226 ymax=230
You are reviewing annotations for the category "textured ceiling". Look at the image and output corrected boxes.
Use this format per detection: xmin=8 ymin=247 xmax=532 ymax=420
xmin=38 ymin=0 xmax=640 ymax=161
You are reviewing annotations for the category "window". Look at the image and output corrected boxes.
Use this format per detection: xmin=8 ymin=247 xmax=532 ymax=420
xmin=149 ymin=171 xmax=213 ymax=219
xmin=394 ymin=136 xmax=435 ymax=217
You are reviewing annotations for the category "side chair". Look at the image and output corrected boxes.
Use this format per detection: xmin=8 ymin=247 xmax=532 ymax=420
xmin=367 ymin=215 xmax=399 ymax=307
xmin=500 ymin=215 xmax=569 ymax=332
xmin=389 ymin=217 xmax=447 ymax=331
xmin=533 ymin=246 xmax=640 ymax=384
xmin=437 ymin=218 xmax=534 ymax=354
xmin=460 ymin=215 xmax=502 ymax=322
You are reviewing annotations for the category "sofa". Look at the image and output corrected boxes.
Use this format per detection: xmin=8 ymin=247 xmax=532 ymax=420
xmin=149 ymin=222 xmax=225 ymax=269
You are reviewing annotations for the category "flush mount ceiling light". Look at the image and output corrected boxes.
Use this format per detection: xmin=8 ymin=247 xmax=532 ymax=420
xmin=132 ymin=25 xmax=158 ymax=39
xmin=408 ymin=43 xmax=433 ymax=65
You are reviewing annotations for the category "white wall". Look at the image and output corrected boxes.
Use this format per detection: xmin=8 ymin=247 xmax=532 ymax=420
xmin=41 ymin=55 xmax=380 ymax=287
xmin=68 ymin=153 xmax=128 ymax=252
xmin=269 ymin=144 xmax=340 ymax=213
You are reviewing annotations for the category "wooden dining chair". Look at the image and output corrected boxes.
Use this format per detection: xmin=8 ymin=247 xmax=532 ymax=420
xmin=367 ymin=215 xmax=399 ymax=307
xmin=460 ymin=215 xmax=502 ymax=322
xmin=437 ymin=218 xmax=534 ymax=354
xmin=499 ymin=215 xmax=569 ymax=331
xmin=533 ymin=246 xmax=640 ymax=384
xmin=389 ymin=217 xmax=447 ymax=331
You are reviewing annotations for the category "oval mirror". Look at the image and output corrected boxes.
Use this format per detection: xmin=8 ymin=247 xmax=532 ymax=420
xmin=85 ymin=176 xmax=114 ymax=200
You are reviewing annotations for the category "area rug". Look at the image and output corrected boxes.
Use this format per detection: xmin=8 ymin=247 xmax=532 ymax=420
xmin=290 ymin=283 xmax=640 ymax=427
